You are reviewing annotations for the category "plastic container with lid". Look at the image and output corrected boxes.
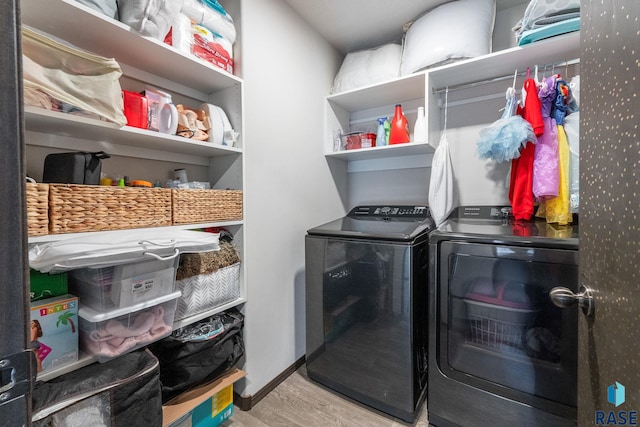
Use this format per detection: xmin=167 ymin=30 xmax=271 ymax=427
xmin=68 ymin=255 xmax=179 ymax=311
xmin=342 ymin=132 xmax=376 ymax=150
xmin=78 ymin=291 xmax=181 ymax=362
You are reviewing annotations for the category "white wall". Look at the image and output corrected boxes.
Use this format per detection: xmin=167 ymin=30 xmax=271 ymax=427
xmin=493 ymin=2 xmax=528 ymax=51
xmin=237 ymin=0 xmax=344 ymax=397
xmin=237 ymin=0 xmax=531 ymax=397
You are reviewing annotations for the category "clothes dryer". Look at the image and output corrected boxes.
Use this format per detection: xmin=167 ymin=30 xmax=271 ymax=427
xmin=428 ymin=206 xmax=579 ymax=427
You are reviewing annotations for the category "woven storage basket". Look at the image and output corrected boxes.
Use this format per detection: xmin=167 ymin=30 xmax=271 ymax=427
xmin=174 ymin=262 xmax=241 ymax=321
xmin=49 ymin=184 xmax=172 ymax=234
xmin=172 ymin=189 xmax=242 ymax=224
xmin=26 ymin=182 xmax=49 ymax=236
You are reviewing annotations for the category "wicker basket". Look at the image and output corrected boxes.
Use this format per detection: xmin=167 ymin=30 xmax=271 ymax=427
xmin=49 ymin=184 xmax=172 ymax=234
xmin=172 ymin=189 xmax=242 ymax=224
xmin=26 ymin=182 xmax=49 ymax=236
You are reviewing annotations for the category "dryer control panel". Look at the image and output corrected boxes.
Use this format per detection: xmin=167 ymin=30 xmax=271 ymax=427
xmin=348 ymin=205 xmax=429 ymax=219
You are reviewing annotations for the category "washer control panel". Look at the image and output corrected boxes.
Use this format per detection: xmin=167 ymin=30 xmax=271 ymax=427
xmin=348 ymin=205 xmax=429 ymax=219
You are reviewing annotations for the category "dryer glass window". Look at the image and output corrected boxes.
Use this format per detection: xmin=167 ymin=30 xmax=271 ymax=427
xmin=438 ymin=241 xmax=578 ymax=407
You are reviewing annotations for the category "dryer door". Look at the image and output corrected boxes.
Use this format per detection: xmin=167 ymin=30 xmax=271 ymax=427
xmin=437 ymin=241 xmax=579 ymax=411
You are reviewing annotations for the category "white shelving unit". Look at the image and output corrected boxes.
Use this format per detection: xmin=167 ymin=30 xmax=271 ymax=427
xmin=22 ymin=0 xmax=247 ymax=381
xmin=426 ymin=31 xmax=581 ymax=148
xmin=325 ymin=72 xmax=433 ymax=171
xmin=325 ymin=31 xmax=580 ymax=171
xmin=25 ymin=107 xmax=242 ymax=166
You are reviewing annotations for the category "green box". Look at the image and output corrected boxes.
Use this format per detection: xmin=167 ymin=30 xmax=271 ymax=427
xmin=30 ymin=269 xmax=68 ymax=301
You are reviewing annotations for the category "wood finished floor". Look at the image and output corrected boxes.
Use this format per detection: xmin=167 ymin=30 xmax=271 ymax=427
xmin=223 ymin=365 xmax=429 ymax=427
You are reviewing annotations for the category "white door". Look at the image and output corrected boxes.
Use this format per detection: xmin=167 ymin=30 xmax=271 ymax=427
xmin=577 ymin=1 xmax=640 ymax=425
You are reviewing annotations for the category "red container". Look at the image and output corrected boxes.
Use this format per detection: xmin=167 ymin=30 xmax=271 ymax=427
xmin=122 ymin=90 xmax=148 ymax=129
xmin=342 ymin=132 xmax=376 ymax=150
xmin=389 ymin=104 xmax=409 ymax=144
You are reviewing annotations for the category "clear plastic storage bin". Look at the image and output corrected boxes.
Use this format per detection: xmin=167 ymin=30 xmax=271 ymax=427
xmin=78 ymin=291 xmax=181 ymax=362
xmin=69 ymin=256 xmax=179 ymax=311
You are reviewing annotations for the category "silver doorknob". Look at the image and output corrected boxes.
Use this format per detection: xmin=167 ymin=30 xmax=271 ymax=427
xmin=549 ymin=285 xmax=594 ymax=316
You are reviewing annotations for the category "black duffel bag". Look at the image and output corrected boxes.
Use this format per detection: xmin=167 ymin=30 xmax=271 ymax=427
xmin=148 ymin=308 xmax=245 ymax=403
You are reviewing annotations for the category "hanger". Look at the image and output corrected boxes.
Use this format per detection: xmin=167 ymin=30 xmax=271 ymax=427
xmin=501 ymin=70 xmax=519 ymax=117
xmin=505 ymin=70 xmax=517 ymax=100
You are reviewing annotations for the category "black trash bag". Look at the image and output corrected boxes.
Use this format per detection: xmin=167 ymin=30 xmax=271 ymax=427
xmin=148 ymin=309 xmax=245 ymax=403
xmin=32 ymin=349 xmax=162 ymax=427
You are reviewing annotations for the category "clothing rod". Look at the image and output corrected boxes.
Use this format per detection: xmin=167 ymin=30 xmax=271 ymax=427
xmin=432 ymin=57 xmax=580 ymax=94
xmin=437 ymin=92 xmax=516 ymax=109
xmin=349 ymin=107 xmax=420 ymax=126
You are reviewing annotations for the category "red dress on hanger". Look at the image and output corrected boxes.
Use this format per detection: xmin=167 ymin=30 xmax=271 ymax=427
xmin=509 ymin=78 xmax=543 ymax=220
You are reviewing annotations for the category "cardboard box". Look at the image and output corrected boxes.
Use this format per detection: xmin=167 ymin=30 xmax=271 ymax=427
xmin=170 ymin=385 xmax=233 ymax=427
xmin=30 ymin=294 xmax=79 ymax=374
xmin=163 ymin=368 xmax=246 ymax=427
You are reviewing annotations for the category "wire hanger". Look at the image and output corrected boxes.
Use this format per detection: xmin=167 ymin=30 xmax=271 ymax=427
xmin=506 ymin=69 xmax=517 ymax=99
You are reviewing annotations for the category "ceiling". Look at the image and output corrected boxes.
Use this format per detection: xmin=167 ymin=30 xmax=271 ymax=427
xmin=282 ymin=0 xmax=525 ymax=54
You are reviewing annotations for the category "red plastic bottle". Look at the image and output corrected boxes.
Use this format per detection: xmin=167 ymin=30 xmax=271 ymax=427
xmin=389 ymin=104 xmax=410 ymax=144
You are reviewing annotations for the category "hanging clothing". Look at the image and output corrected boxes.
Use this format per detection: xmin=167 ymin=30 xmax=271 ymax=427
xmin=564 ymin=112 xmax=580 ymax=212
xmin=476 ymin=87 xmax=536 ymax=163
xmin=521 ymin=78 xmax=545 ymax=136
xmin=532 ymin=75 xmax=560 ymax=199
xmin=537 ymin=79 xmax=573 ymax=224
xmin=509 ymin=142 xmax=536 ymax=220
xmin=509 ymin=78 xmax=543 ymax=220
xmin=537 ymin=124 xmax=572 ymax=224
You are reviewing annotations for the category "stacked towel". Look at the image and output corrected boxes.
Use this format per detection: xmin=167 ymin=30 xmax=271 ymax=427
xmin=513 ymin=0 xmax=580 ymax=45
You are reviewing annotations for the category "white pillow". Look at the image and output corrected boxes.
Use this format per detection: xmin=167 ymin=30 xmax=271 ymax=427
xmin=332 ymin=43 xmax=402 ymax=94
xmin=400 ymin=0 xmax=496 ymax=76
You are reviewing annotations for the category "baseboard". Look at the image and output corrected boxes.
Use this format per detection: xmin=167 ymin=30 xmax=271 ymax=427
xmin=233 ymin=356 xmax=306 ymax=411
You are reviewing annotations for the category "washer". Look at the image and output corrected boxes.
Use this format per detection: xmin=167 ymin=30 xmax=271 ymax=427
xmin=305 ymin=205 xmax=434 ymax=422
xmin=428 ymin=206 xmax=579 ymax=427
